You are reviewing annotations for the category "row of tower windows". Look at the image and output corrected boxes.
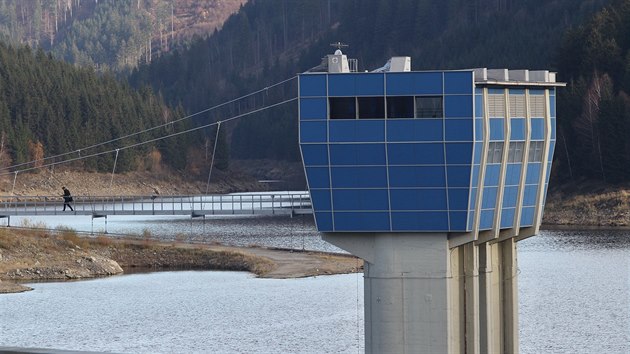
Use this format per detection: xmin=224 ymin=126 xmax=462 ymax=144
xmin=487 ymin=141 xmax=545 ymax=164
xmin=329 ymin=96 xmax=443 ymax=119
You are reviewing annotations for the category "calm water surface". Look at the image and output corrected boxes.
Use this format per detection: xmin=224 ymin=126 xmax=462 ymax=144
xmin=1 ymin=215 xmax=629 ymax=353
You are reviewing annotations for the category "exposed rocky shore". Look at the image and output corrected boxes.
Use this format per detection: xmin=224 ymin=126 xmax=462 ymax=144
xmin=0 ymin=229 xmax=361 ymax=294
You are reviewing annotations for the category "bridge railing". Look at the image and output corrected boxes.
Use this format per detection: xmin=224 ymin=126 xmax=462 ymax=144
xmin=0 ymin=192 xmax=312 ymax=216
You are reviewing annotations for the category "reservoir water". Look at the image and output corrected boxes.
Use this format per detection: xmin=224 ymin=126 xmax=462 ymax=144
xmin=1 ymin=214 xmax=629 ymax=353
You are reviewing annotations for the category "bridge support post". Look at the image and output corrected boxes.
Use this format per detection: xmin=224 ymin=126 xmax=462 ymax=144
xmin=322 ymin=232 xmax=519 ymax=354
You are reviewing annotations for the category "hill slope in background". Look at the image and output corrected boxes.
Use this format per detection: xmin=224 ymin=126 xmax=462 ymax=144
xmin=129 ymin=0 xmax=611 ymax=165
xmin=0 ymin=0 xmax=245 ymax=72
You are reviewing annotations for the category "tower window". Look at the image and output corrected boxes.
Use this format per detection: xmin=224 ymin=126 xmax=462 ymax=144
xmin=358 ymin=97 xmax=385 ymax=119
xmin=415 ymin=96 xmax=443 ymax=118
xmin=329 ymin=97 xmax=356 ymax=119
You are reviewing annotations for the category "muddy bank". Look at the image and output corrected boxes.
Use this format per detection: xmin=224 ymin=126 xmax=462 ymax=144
xmin=0 ymin=229 xmax=361 ymax=294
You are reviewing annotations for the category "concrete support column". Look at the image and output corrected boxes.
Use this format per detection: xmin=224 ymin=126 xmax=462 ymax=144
xmin=500 ymin=238 xmax=519 ymax=354
xmin=322 ymin=232 xmax=520 ymax=354
xmin=324 ymin=233 xmax=452 ymax=354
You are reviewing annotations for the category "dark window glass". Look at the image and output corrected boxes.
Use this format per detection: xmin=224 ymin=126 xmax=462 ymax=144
xmin=358 ymin=97 xmax=385 ymax=119
xmin=329 ymin=97 xmax=356 ymax=119
xmin=416 ymin=96 xmax=443 ymax=118
xmin=387 ymin=96 xmax=414 ymax=118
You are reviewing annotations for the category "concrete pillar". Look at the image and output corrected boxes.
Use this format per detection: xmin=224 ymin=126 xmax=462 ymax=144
xmin=324 ymin=233 xmax=452 ymax=353
xmin=323 ymin=233 xmax=520 ymax=354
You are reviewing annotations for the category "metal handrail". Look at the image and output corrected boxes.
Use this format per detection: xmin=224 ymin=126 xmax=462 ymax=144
xmin=0 ymin=192 xmax=312 ymax=216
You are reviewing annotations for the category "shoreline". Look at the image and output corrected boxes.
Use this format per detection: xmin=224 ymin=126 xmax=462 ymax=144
xmin=0 ymin=230 xmax=362 ymax=294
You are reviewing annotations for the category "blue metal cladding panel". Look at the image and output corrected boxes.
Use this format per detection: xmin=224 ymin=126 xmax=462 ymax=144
xmin=520 ymin=207 xmax=535 ymax=226
xmin=334 ymin=212 xmax=390 ymax=231
xmin=305 ymin=167 xmax=330 ymax=188
xmin=509 ymin=88 xmax=525 ymax=95
xmin=551 ymin=118 xmax=556 ymax=139
xmin=481 ymin=187 xmax=498 ymax=209
xmin=449 ymin=211 xmax=468 ymax=230
xmin=474 ymin=143 xmax=483 ymax=164
xmin=468 ymin=210 xmax=476 ymax=229
xmin=445 ymin=119 xmax=473 ymax=141
xmin=329 ymin=120 xmax=386 ymax=142
xmin=484 ymin=165 xmax=501 ymax=187
xmin=299 ymin=74 xmax=327 ymax=97
xmin=500 ymin=208 xmax=515 ymax=228
xmin=328 ymin=75 xmax=355 ymax=96
xmin=389 ymin=166 xmax=446 ymax=188
xmin=523 ymin=185 xmax=538 ymax=206
xmin=502 ymin=186 xmax=519 ymax=208
xmin=300 ymin=98 xmax=327 ymax=120
xmin=444 ymin=71 xmax=473 ymax=94
xmin=447 ymin=166 xmax=472 ymax=187
xmin=385 ymin=72 xmax=443 ymax=95
xmin=314 ymin=212 xmax=333 ymax=231
xmin=388 ymin=143 xmax=445 ymax=165
xmin=331 ymin=167 xmax=387 ymax=188
xmin=445 ymin=143 xmax=473 ymax=164
xmin=310 ymin=189 xmax=332 ymax=210
xmin=550 ymin=96 xmax=556 ymax=117
xmin=332 ymin=189 xmax=389 ymax=211
xmin=448 ymin=188 xmax=470 ymax=210
xmin=385 ymin=73 xmax=413 ymax=95
xmin=469 ymin=187 xmax=477 ymax=208
xmin=526 ymin=163 xmax=542 ymax=184
xmin=387 ymin=119 xmax=443 ymax=142
xmin=392 ymin=212 xmax=449 ymax=231
xmin=300 ymin=121 xmax=327 ymax=143
xmin=445 ymin=95 xmax=473 ymax=118
xmin=531 ymin=119 xmax=545 ymax=140
xmin=475 ymin=95 xmax=484 ymax=118
xmin=489 ymin=118 xmax=504 ymax=140
xmin=475 ymin=119 xmax=483 ymax=141
xmin=390 ymin=189 xmax=448 ymax=210
xmin=329 ymin=144 xmax=386 ymax=165
xmin=505 ymin=164 xmax=522 ymax=186
xmin=355 ymin=73 xmax=384 ymax=96
xmin=510 ymin=118 xmax=526 ymax=140
xmin=301 ymin=144 xmax=329 ymax=166
xmin=548 ymin=141 xmax=556 ymax=162
xmin=472 ymin=165 xmax=480 ymax=185
xmin=479 ymin=209 xmax=494 ymax=230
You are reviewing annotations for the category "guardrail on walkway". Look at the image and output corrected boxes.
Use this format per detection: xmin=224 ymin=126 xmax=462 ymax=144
xmin=0 ymin=192 xmax=313 ymax=217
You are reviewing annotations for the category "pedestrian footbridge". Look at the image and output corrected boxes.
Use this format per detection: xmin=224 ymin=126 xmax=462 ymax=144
xmin=0 ymin=192 xmax=312 ymax=220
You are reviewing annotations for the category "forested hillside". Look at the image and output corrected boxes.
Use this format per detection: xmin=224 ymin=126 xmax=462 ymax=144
xmin=554 ymin=0 xmax=630 ymax=184
xmin=129 ymin=0 xmax=611 ymax=165
xmin=0 ymin=0 xmax=244 ymax=72
xmin=0 ymin=42 xmax=201 ymax=174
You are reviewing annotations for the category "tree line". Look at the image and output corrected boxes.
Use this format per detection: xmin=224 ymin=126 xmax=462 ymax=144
xmin=0 ymin=42 xmax=210 ymax=176
xmin=555 ymin=0 xmax=630 ymax=183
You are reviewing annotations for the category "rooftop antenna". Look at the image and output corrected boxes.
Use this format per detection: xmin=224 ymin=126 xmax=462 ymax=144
xmin=330 ymin=42 xmax=348 ymax=54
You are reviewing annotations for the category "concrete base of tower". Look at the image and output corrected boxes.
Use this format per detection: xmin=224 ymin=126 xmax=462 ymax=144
xmin=322 ymin=232 xmax=519 ymax=354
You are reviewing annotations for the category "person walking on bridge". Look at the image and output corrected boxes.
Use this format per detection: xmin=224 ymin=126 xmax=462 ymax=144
xmin=62 ymin=186 xmax=74 ymax=211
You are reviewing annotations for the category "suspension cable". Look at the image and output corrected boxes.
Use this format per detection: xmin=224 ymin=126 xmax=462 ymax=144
xmin=0 ymin=97 xmax=298 ymax=177
xmin=3 ymin=76 xmax=297 ymax=171
xmin=110 ymin=149 xmax=120 ymax=191
xmin=205 ymin=122 xmax=221 ymax=194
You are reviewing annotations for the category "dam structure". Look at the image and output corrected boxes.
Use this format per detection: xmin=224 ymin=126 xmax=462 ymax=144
xmin=298 ymin=49 xmax=564 ymax=353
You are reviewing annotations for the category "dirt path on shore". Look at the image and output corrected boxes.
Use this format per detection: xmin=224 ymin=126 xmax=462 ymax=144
xmin=0 ymin=230 xmax=362 ymax=294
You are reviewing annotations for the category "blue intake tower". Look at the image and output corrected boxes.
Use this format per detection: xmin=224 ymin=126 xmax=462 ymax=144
xmin=298 ymin=51 xmax=564 ymax=354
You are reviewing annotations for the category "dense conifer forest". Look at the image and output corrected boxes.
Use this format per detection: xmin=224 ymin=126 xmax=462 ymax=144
xmin=0 ymin=42 xmax=199 ymax=174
